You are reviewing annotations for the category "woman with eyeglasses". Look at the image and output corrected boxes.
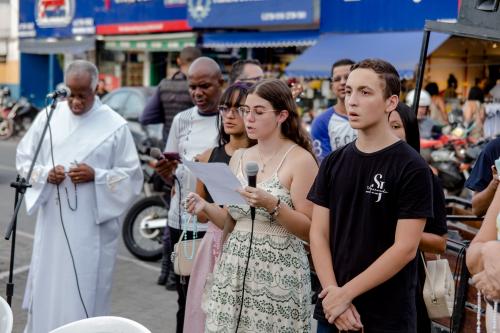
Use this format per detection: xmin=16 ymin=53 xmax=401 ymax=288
xmin=186 ymin=79 xmax=318 ymax=332
xmin=183 ymin=82 xmax=255 ymax=333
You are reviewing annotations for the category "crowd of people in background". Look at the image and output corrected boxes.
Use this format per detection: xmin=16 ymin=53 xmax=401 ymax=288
xmin=137 ymin=47 xmax=500 ymax=332
xmin=14 ymin=46 xmax=500 ymax=333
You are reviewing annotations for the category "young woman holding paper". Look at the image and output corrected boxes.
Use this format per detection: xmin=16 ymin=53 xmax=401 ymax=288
xmin=467 ymin=184 xmax=500 ymax=332
xmin=186 ymin=79 xmax=318 ymax=332
xmin=183 ymin=82 xmax=254 ymax=333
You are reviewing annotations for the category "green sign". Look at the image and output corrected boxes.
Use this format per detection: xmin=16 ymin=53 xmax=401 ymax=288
xmin=105 ymin=37 xmax=196 ymax=52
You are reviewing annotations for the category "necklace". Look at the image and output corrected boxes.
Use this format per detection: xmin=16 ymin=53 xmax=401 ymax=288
xmin=257 ymin=147 xmax=278 ymax=173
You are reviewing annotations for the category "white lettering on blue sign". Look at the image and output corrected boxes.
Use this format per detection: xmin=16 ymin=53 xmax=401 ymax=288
xmin=261 ymin=11 xmax=307 ymax=21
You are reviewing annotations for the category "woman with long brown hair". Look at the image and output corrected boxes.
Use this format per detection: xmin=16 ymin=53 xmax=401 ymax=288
xmin=186 ymin=79 xmax=317 ymax=332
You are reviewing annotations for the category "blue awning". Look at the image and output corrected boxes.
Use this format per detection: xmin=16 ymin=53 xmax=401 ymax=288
xmin=285 ymin=31 xmax=449 ymax=78
xmin=202 ymin=30 xmax=319 ymax=48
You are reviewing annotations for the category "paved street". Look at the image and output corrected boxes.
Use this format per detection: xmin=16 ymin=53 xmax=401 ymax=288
xmin=0 ymin=139 xmax=177 ymax=332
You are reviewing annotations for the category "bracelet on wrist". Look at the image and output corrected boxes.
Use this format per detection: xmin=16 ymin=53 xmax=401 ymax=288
xmin=269 ymin=197 xmax=281 ymax=218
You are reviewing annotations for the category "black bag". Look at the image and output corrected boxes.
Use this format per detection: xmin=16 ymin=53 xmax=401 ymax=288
xmin=158 ymin=72 xmax=193 ymax=138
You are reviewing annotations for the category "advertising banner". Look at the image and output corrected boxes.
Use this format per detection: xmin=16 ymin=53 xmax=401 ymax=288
xmin=187 ymin=0 xmax=319 ymax=28
xmin=19 ymin=0 xmax=190 ymax=38
xmin=19 ymin=0 xmax=95 ymax=38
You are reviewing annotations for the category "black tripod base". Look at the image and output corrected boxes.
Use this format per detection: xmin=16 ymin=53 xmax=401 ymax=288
xmin=10 ymin=177 xmax=30 ymax=195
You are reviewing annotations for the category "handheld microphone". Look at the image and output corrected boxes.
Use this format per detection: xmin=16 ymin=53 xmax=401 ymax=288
xmin=150 ymin=147 xmax=164 ymax=160
xmin=245 ymin=161 xmax=259 ymax=221
xmin=46 ymin=87 xmax=71 ymax=99
xmin=236 ymin=161 xmax=259 ymax=331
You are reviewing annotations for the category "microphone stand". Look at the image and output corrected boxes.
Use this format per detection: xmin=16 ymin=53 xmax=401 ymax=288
xmin=3 ymin=98 xmax=60 ymax=307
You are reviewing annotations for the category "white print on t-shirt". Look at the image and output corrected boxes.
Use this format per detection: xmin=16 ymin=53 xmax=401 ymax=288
xmin=366 ymin=174 xmax=389 ymax=202
xmin=312 ymin=139 xmax=323 ymax=158
xmin=328 ymin=111 xmax=357 ymax=151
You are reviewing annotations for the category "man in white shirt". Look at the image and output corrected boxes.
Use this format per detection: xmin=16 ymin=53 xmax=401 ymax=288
xmin=155 ymin=57 xmax=223 ymax=333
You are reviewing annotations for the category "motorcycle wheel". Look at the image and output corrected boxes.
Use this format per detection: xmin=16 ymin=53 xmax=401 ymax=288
xmin=122 ymin=195 xmax=168 ymax=261
xmin=0 ymin=119 xmax=14 ymax=139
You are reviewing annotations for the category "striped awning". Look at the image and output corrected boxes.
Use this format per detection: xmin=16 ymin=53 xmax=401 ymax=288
xmin=20 ymin=37 xmax=95 ymax=55
xmin=202 ymin=30 xmax=318 ymax=48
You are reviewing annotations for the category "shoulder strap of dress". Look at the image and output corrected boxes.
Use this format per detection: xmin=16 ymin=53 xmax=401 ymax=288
xmin=229 ymin=148 xmax=246 ymax=176
xmin=276 ymin=144 xmax=298 ymax=172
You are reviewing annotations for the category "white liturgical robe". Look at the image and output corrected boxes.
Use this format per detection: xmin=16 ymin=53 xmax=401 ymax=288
xmin=16 ymin=98 xmax=143 ymax=333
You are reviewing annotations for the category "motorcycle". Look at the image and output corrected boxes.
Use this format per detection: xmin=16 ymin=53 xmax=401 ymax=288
xmin=0 ymin=96 xmax=39 ymax=139
xmin=423 ymin=136 xmax=485 ymax=197
xmin=122 ymin=194 xmax=168 ymax=261
xmin=122 ymin=137 xmax=171 ymax=261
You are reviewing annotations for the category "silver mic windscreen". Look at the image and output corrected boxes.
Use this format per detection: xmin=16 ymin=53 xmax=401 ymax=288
xmin=46 ymin=86 xmax=71 ymax=99
xmin=61 ymin=86 xmax=71 ymax=97
xmin=245 ymin=161 xmax=259 ymax=177
xmin=150 ymin=147 xmax=163 ymax=160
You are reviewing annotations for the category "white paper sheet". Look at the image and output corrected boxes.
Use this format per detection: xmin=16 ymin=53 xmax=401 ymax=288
xmin=182 ymin=160 xmax=247 ymax=205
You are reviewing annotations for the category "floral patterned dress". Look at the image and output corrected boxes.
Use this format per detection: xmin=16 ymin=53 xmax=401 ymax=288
xmin=204 ymin=146 xmax=311 ymax=332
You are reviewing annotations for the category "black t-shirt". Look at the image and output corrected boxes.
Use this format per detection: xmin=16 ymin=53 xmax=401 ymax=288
xmin=307 ymin=140 xmax=433 ymax=333
xmin=465 ymin=137 xmax=500 ymax=192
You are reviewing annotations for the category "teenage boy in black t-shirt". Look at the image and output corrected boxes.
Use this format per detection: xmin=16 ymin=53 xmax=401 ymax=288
xmin=308 ymin=59 xmax=433 ymax=333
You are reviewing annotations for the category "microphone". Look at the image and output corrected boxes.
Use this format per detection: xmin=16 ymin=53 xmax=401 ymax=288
xmin=245 ymin=161 xmax=259 ymax=221
xmin=46 ymin=87 xmax=71 ymax=99
xmin=150 ymin=147 xmax=164 ymax=160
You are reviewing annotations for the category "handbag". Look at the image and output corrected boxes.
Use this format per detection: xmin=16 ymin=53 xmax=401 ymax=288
xmin=171 ymin=214 xmax=202 ymax=276
xmin=421 ymin=252 xmax=455 ymax=319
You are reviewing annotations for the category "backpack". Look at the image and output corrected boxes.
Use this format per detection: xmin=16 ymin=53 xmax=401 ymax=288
xmin=158 ymin=72 xmax=193 ymax=138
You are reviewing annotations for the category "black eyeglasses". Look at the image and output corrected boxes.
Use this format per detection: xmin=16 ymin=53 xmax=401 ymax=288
xmin=218 ymin=105 xmax=241 ymax=117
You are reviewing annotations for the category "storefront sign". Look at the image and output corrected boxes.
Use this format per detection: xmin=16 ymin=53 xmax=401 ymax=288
xmin=104 ymin=34 xmax=196 ymax=51
xmin=20 ymin=0 xmax=96 ymax=38
xmin=96 ymin=20 xmax=189 ymax=35
xmin=321 ymin=0 xmax=458 ymax=33
xmin=36 ymin=0 xmax=75 ymax=28
xmin=187 ymin=0 xmax=319 ymax=28
xmin=95 ymin=0 xmax=189 ymax=35
xmin=19 ymin=0 xmax=190 ymax=38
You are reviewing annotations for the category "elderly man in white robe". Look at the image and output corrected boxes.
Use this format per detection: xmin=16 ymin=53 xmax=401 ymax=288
xmin=16 ymin=60 xmax=143 ymax=333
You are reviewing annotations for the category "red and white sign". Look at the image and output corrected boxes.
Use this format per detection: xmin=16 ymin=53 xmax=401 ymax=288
xmin=96 ymin=20 xmax=190 ymax=35
xmin=36 ymin=0 xmax=75 ymax=27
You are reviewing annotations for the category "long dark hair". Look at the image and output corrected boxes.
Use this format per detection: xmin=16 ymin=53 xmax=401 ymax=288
xmin=392 ymin=102 xmax=420 ymax=153
xmin=217 ymin=82 xmax=252 ymax=147
xmin=248 ymin=79 xmax=314 ymax=157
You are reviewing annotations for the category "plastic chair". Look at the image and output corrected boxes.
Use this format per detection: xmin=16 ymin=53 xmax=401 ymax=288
xmin=49 ymin=316 xmax=151 ymax=333
xmin=0 ymin=296 xmax=13 ymax=333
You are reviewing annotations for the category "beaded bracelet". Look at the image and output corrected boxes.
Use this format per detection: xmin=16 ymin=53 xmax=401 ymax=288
xmin=269 ymin=198 xmax=281 ymax=218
